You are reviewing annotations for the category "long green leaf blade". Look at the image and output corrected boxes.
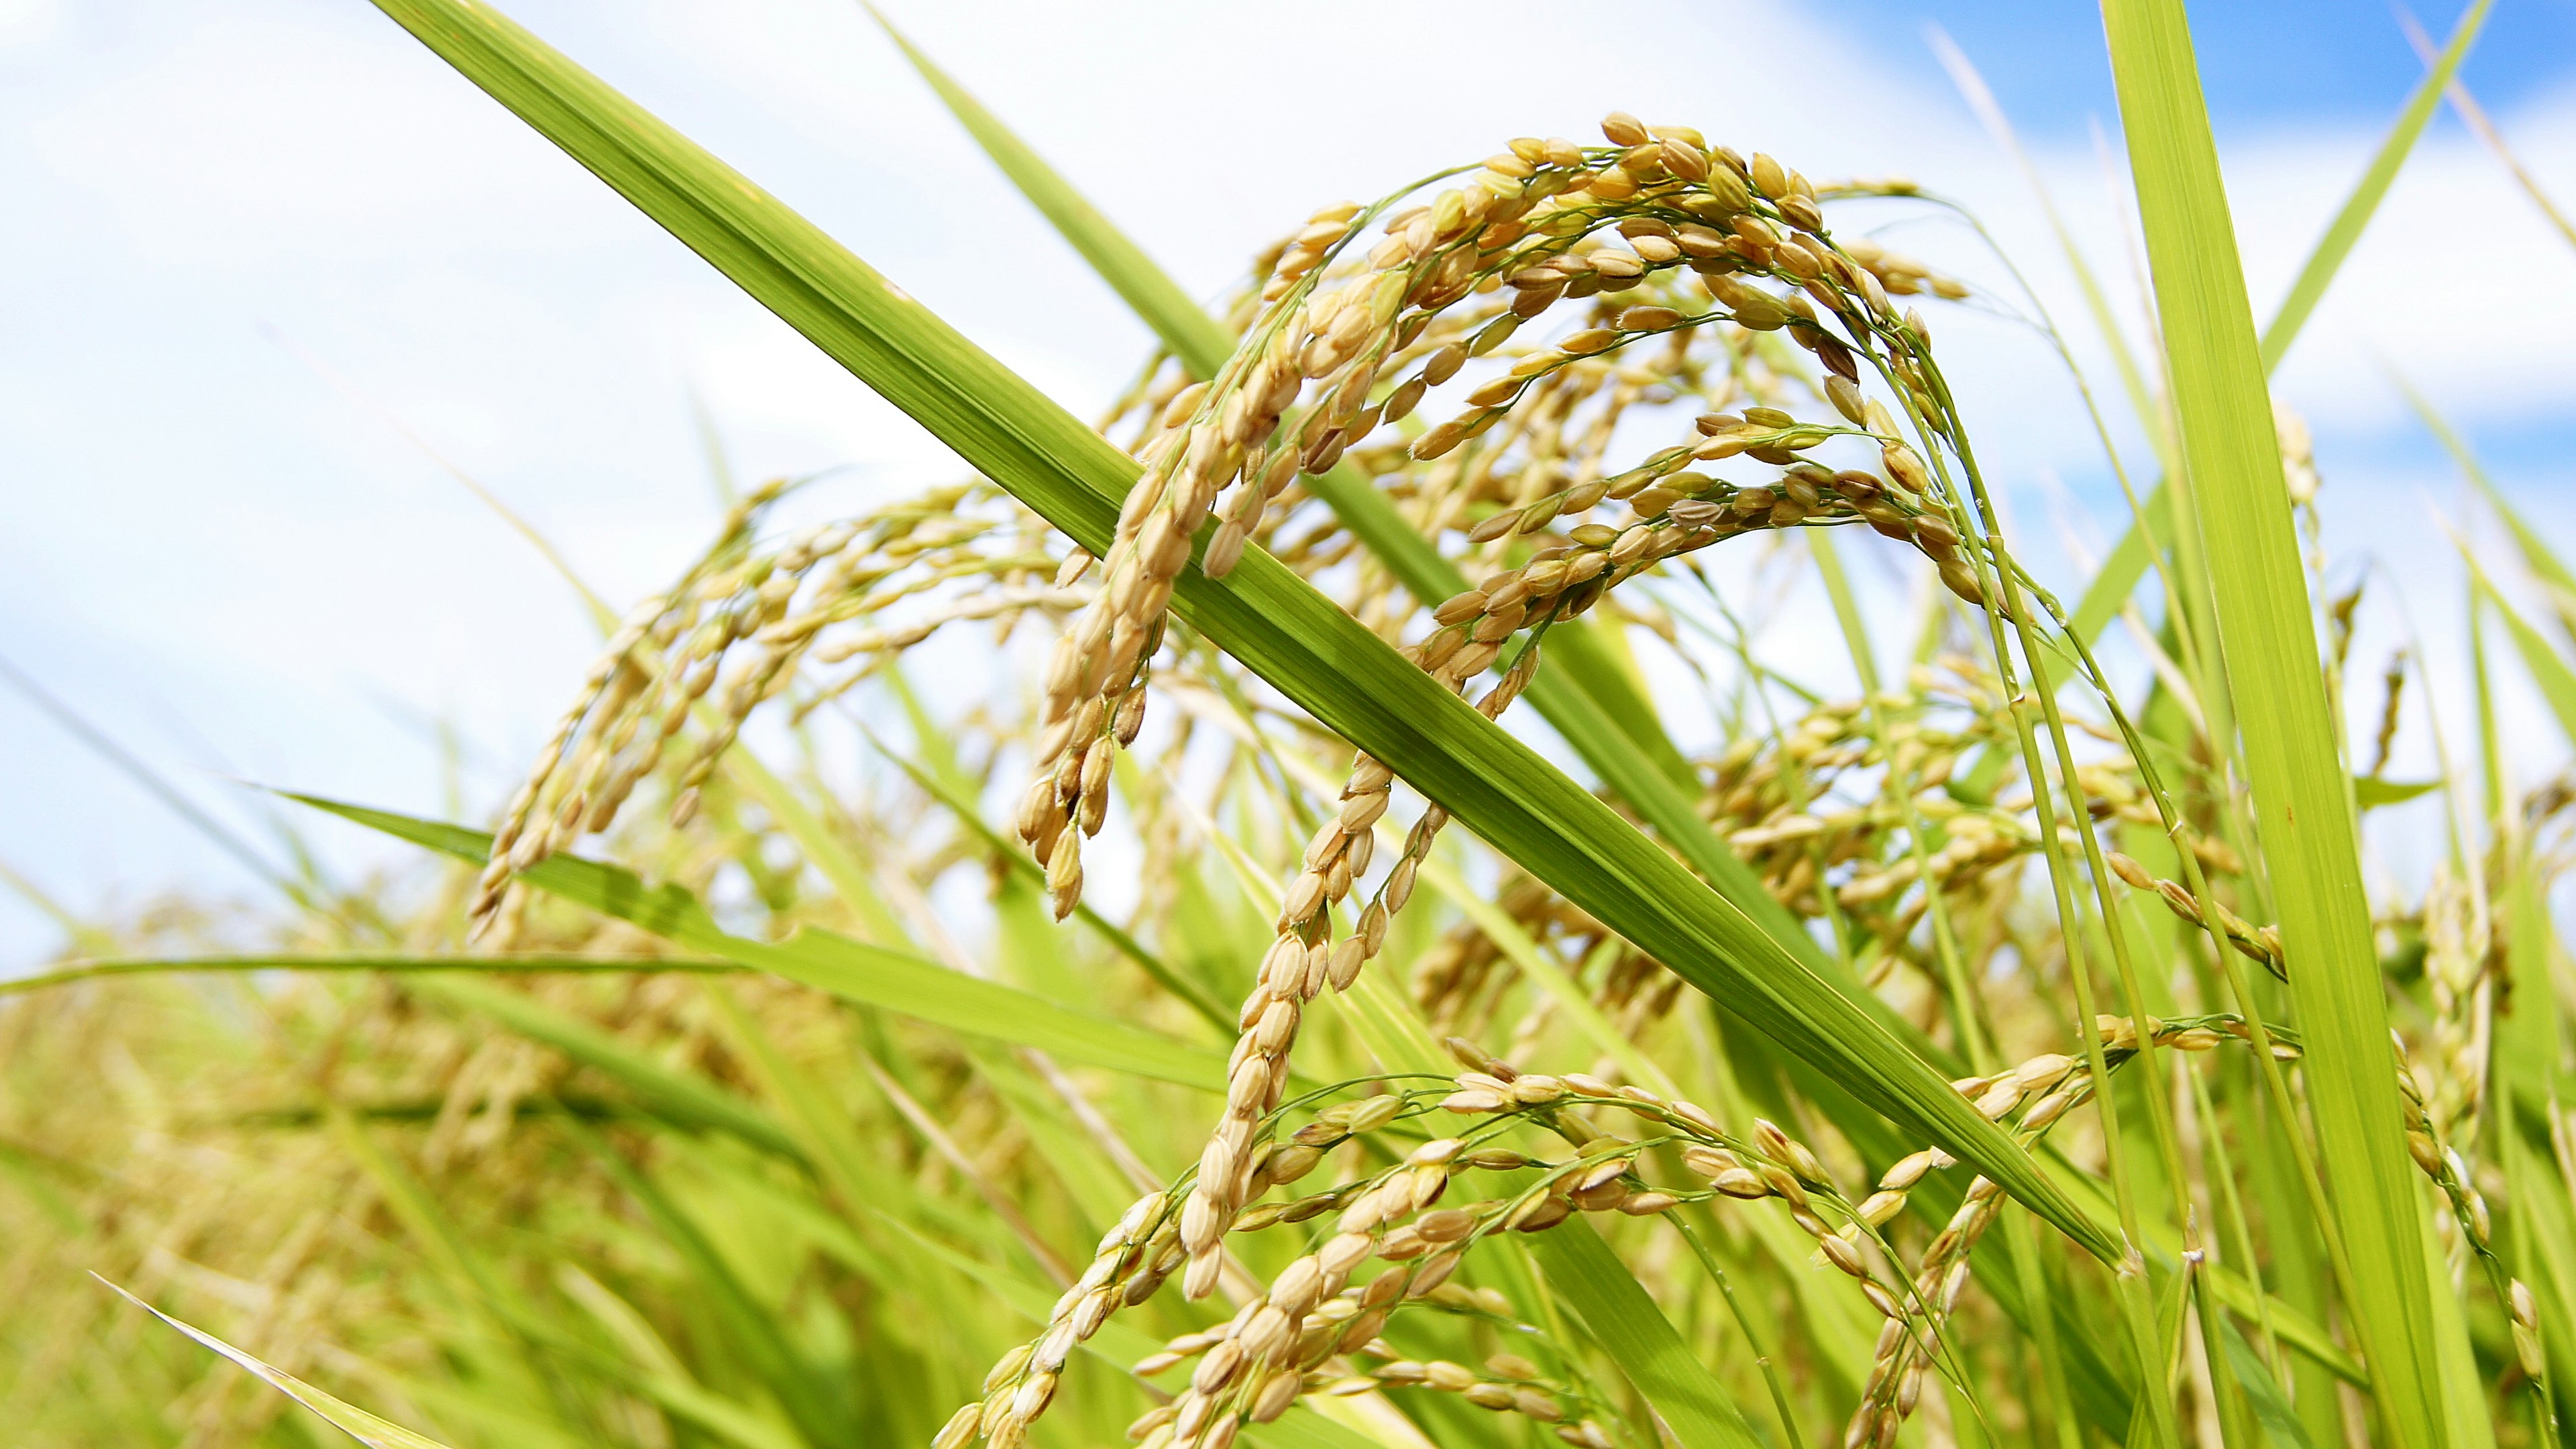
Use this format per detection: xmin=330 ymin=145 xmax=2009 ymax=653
xmin=98 ymin=1277 xmax=460 ymax=1449
xmin=2259 ymin=0 xmax=2491 ymax=370
xmin=404 ymin=973 xmax=804 ymax=1157
xmin=2466 ymin=574 xmax=2576 ymax=751
xmin=359 ymin=0 xmax=2113 ymax=1260
xmin=2099 ymin=3 xmax=2446 ymax=1443
xmin=2071 ymin=0 xmax=2487 ymax=645
xmin=2400 ymin=370 xmax=2576 ymax=641
xmin=566 ymin=1116 xmax=852 ymax=1445
xmin=866 ymin=8 xmax=1232 ymax=379
xmin=1529 ymin=1224 xmax=1766 ymax=1449
xmin=294 ymin=794 xmax=1228 ymax=1090
xmin=0 ymin=952 xmax=731 ymax=997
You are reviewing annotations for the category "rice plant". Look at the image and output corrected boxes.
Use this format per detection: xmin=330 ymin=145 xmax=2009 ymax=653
xmin=5 ymin=1 xmax=2571 ymax=1447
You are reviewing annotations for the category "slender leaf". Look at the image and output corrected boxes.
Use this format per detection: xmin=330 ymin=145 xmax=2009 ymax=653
xmin=2479 ymin=579 xmax=2576 ymax=751
xmin=2259 ymin=0 xmax=2491 ymax=370
xmin=2100 ymin=3 xmax=2447 ymax=1444
xmin=2402 ymin=370 xmax=2576 ymax=643
xmin=1529 ymin=1222 xmax=1767 ymax=1449
xmin=350 ymin=1157 xmax=814 ymax=1449
xmin=0 ymin=952 xmax=731 ymax=998
xmin=343 ymin=1126 xmax=830 ymax=1449
xmin=2353 ymin=777 xmax=2442 ymax=809
xmin=402 ymin=973 xmax=804 ymax=1158
xmin=2070 ymin=0 xmax=2487 ymax=644
xmin=2422 ymin=1203 xmax=2501 ymax=1449
xmin=565 ymin=1116 xmax=852 ymax=1446
xmin=360 ymin=0 xmax=2100 ymax=1252
xmin=2222 ymin=1316 xmax=2318 ymax=1449
xmin=294 ymin=794 xmax=1228 ymax=1089
xmin=867 ymin=7 xmax=1232 ymax=379
xmin=98 ymin=1276 xmax=460 ymax=1449
xmin=361 ymin=1376 xmax=596 ymax=1449
xmin=327 ymin=1111 xmax=598 ymax=1432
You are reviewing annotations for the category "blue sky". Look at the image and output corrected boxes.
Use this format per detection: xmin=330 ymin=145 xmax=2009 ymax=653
xmin=3 ymin=0 xmax=2572 ymax=961
xmin=1822 ymin=0 xmax=2575 ymax=131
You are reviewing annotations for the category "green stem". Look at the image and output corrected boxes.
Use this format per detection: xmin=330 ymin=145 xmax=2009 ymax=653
xmin=1675 ymin=1215 xmax=1805 ymax=1449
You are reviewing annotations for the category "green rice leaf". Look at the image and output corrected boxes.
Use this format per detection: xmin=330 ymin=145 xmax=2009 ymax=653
xmin=402 ymin=973 xmax=805 ymax=1158
xmin=1528 ymin=1222 xmax=1766 ymax=1449
xmin=0 ymin=952 xmax=732 ymax=997
xmin=866 ymin=7 xmax=1232 ymax=379
xmin=2402 ymin=371 xmax=2576 ymax=642
xmin=2503 ymin=1120 xmax=2576 ymax=1429
xmin=2100 ymin=2 xmax=2447 ymax=1443
xmin=2421 ymin=1204 xmax=2500 ymax=1449
xmin=293 ymin=794 xmax=1227 ymax=1089
xmin=352 ymin=1376 xmax=596 ymax=1449
xmin=604 ymin=1358 xmax=814 ymax=1449
xmin=2453 ymin=529 xmax=2576 ymax=753
xmin=2481 ymin=579 xmax=2576 ymax=750
xmin=326 ymin=1113 xmax=625 ymax=1438
xmin=361 ymin=0 xmax=2094 ymax=1251
xmin=378 ymin=1181 xmax=810 ymax=1449
xmin=2221 ymin=1316 xmax=2318 ymax=1449
xmin=340 ymin=1118 xmax=816 ymax=1449
xmin=564 ymin=1116 xmax=853 ymax=1445
xmin=2353 ymin=777 xmax=2442 ymax=809
xmin=696 ymin=985 xmax=914 ymax=1278
xmin=2072 ymin=0 xmax=2486 ymax=645
xmin=2127 ymin=1258 xmax=2192 ymax=1446
xmin=97 ymin=1276 xmax=460 ymax=1449
xmin=2259 ymin=0 xmax=2491 ymax=370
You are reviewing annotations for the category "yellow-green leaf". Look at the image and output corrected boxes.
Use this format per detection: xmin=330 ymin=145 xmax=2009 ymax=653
xmin=98 ymin=1276 xmax=460 ymax=1449
xmin=2071 ymin=0 xmax=2488 ymax=645
xmin=2100 ymin=2 xmax=2447 ymax=1442
xmin=294 ymin=794 xmax=1229 ymax=1091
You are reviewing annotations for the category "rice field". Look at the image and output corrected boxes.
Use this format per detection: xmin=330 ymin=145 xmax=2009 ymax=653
xmin=4 ymin=2 xmax=2572 ymax=1447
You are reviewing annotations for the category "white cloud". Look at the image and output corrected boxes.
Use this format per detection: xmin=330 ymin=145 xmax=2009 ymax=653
xmin=0 ymin=0 xmax=59 ymax=54
xmin=28 ymin=13 xmax=634 ymax=266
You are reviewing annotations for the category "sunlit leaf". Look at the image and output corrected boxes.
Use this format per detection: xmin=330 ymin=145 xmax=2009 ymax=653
xmin=2101 ymin=2 xmax=2447 ymax=1442
xmin=98 ymin=1276 xmax=460 ymax=1449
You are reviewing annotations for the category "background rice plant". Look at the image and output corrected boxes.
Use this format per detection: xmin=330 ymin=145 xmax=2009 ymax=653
xmin=3 ymin=3 xmax=2573 ymax=1448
